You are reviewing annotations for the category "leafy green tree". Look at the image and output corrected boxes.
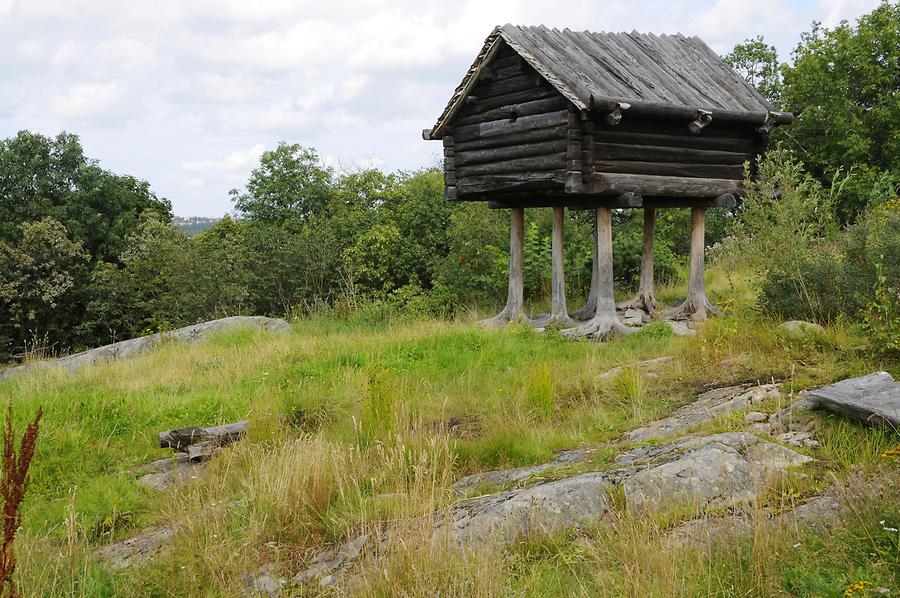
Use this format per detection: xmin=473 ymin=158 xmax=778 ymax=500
xmin=0 ymin=131 xmax=172 ymax=262
xmin=779 ymin=2 xmax=900 ymax=222
xmin=87 ymin=214 xmax=197 ymax=339
xmin=193 ymin=217 xmax=253 ymax=318
xmin=0 ymin=219 xmax=87 ymax=358
xmin=231 ymin=143 xmax=334 ymax=223
xmin=724 ymin=36 xmax=783 ymax=105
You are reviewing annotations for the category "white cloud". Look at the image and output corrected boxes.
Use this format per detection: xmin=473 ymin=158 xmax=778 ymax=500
xmin=48 ymin=82 xmax=122 ymax=119
xmin=50 ymin=40 xmax=84 ymax=66
xmin=96 ymin=38 xmax=157 ymax=70
xmin=0 ymin=0 xmax=13 ymax=16
xmin=181 ymin=144 xmax=266 ymax=173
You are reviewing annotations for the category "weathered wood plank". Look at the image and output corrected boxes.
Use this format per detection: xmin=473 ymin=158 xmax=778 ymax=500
xmin=595 ymin=160 xmax=743 ymax=179
xmin=457 ymin=87 xmax=558 ymax=114
xmin=158 ymin=421 xmax=248 ymax=452
xmin=457 ymin=152 xmax=566 ymax=177
xmin=452 ymin=96 xmax=569 ymax=127
xmin=455 ymin=139 xmax=567 ymax=166
xmin=594 ymin=129 xmax=758 ymax=153
xmin=453 ymin=125 xmax=567 ymax=152
xmin=456 ymin=171 xmax=567 ymax=195
xmin=593 ymin=142 xmax=747 ymax=164
xmin=453 ymin=110 xmax=568 ymax=142
xmin=472 ymin=72 xmax=543 ymax=99
xmin=592 ymin=173 xmax=741 ymax=197
xmin=595 ymin=117 xmax=757 ymax=140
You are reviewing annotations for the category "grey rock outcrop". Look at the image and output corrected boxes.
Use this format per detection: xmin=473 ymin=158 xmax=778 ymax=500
xmin=624 ymin=383 xmax=782 ymax=442
xmin=451 ymin=448 xmax=594 ymax=493
xmin=96 ymin=526 xmax=175 ymax=570
xmin=807 ymin=371 xmax=899 ymax=429
xmin=134 ymin=456 xmax=208 ymax=491
xmin=0 ymin=316 xmax=290 ymax=381
xmin=294 ymin=431 xmax=813 ymax=586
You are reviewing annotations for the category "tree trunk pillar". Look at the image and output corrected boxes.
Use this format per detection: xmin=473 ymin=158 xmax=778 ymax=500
xmin=533 ymin=207 xmax=575 ymax=328
xmin=571 ymin=210 xmax=600 ymax=320
xmin=618 ymin=207 xmax=657 ymax=313
xmin=480 ymin=207 xmax=528 ymax=327
xmin=669 ymin=206 xmax=717 ymax=321
xmin=563 ymin=207 xmax=630 ymax=339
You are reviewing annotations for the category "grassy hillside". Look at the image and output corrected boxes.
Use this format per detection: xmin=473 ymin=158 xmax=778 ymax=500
xmin=3 ymin=270 xmax=898 ymax=596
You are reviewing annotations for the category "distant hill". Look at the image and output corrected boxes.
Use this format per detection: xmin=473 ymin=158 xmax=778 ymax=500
xmin=172 ymin=216 xmax=222 ymax=236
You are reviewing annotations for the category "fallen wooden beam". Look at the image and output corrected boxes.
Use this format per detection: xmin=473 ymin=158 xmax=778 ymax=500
xmin=158 ymin=421 xmax=249 ymax=452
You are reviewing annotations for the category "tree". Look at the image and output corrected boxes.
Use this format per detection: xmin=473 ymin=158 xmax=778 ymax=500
xmin=0 ymin=131 xmax=172 ymax=262
xmin=0 ymin=219 xmax=88 ymax=359
xmin=231 ymin=143 xmax=334 ymax=223
xmin=724 ymin=36 xmax=783 ymax=105
xmin=779 ymin=2 xmax=900 ymax=223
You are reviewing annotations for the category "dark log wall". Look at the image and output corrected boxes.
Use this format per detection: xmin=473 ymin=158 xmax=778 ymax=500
xmin=444 ymin=45 xmax=571 ymax=200
xmin=591 ymin=116 xmax=764 ymax=184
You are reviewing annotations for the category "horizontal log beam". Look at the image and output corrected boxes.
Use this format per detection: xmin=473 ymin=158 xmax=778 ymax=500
xmin=595 ymin=118 xmax=759 ymax=140
xmin=453 ymin=125 xmax=566 ymax=152
xmin=454 ymin=110 xmax=569 ymax=142
xmin=457 ymin=152 xmax=566 ymax=177
xmin=594 ymin=143 xmax=747 ymax=164
xmin=593 ymin=130 xmax=759 ymax=153
xmin=456 ymin=171 xmax=566 ymax=196
xmin=591 ymin=173 xmax=742 ymax=197
xmin=595 ymin=160 xmax=744 ymax=179
xmin=472 ymin=73 xmax=543 ymax=99
xmin=452 ymin=96 xmax=569 ymax=127
xmin=455 ymin=139 xmax=567 ymax=166
xmin=589 ymin=96 xmax=793 ymax=126
xmin=457 ymin=87 xmax=559 ymax=114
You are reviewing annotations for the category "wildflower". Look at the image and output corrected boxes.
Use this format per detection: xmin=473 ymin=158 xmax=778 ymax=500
xmin=844 ymin=580 xmax=872 ymax=597
xmin=883 ymin=526 xmax=898 ymax=532
xmin=793 ymin=542 xmax=802 ymax=548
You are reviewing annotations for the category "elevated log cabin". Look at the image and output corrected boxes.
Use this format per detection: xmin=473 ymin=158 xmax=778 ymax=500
xmin=424 ymin=25 xmax=792 ymax=336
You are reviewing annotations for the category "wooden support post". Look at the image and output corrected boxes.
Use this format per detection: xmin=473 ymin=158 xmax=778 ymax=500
xmin=570 ymin=210 xmax=599 ymax=320
xmin=563 ymin=207 xmax=631 ymax=340
xmin=479 ymin=207 xmax=529 ymax=327
xmin=667 ymin=207 xmax=718 ymax=321
xmin=532 ymin=207 xmax=575 ymax=328
xmin=617 ymin=207 xmax=658 ymax=314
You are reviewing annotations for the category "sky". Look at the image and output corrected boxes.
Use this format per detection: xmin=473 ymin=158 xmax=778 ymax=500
xmin=0 ymin=0 xmax=882 ymax=216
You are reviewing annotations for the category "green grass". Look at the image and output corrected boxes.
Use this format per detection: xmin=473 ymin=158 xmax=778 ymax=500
xmin=2 ymin=268 xmax=898 ymax=596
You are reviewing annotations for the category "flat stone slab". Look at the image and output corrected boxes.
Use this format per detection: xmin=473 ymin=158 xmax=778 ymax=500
xmin=624 ymin=383 xmax=782 ymax=442
xmin=0 ymin=316 xmax=290 ymax=381
xmin=451 ymin=447 xmax=594 ymax=493
xmin=96 ymin=526 xmax=174 ymax=570
xmin=807 ymin=371 xmax=899 ymax=428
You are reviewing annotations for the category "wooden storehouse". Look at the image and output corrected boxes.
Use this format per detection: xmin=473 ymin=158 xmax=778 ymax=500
xmin=424 ymin=25 xmax=792 ymax=337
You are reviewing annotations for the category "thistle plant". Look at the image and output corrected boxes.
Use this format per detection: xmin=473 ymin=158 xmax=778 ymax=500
xmin=0 ymin=403 xmax=42 ymax=598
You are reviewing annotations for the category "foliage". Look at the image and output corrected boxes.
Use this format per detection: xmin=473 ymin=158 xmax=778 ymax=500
xmin=230 ymin=143 xmax=333 ymax=223
xmin=717 ymin=151 xmax=836 ymax=276
xmin=724 ymin=35 xmax=783 ymax=105
xmin=0 ymin=403 xmax=42 ymax=598
xmin=778 ymin=2 xmax=900 ymax=223
xmin=758 ymin=200 xmax=899 ymax=326
xmin=0 ymin=220 xmax=88 ymax=358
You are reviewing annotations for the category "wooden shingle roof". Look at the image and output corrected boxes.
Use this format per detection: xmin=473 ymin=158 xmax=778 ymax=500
xmin=426 ymin=25 xmax=791 ymax=139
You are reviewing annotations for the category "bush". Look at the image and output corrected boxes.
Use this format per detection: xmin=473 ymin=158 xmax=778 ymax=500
xmin=759 ymin=207 xmax=899 ymax=326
